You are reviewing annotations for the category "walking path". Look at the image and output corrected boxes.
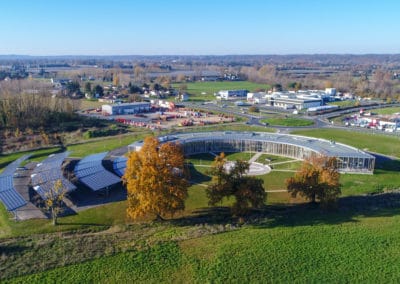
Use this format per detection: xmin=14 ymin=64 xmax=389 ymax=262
xmin=249 ymin=152 xmax=262 ymax=163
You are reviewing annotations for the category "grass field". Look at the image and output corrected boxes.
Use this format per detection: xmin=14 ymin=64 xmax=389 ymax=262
xmin=172 ymin=81 xmax=270 ymax=102
xmin=10 ymin=208 xmax=400 ymax=283
xmin=327 ymin=100 xmax=359 ymax=107
xmin=0 ymin=201 xmax=127 ymax=238
xmin=291 ymin=128 xmax=400 ymax=157
xmin=173 ymin=123 xmax=276 ymax=134
xmin=271 ymin=161 xmax=302 ymax=170
xmin=372 ymin=106 xmax=400 ymax=115
xmin=78 ymin=99 xmax=104 ymax=110
xmin=261 ymin=117 xmax=314 ymax=127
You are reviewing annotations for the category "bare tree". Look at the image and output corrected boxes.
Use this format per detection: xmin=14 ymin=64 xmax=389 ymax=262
xmin=44 ymin=179 xmax=67 ymax=226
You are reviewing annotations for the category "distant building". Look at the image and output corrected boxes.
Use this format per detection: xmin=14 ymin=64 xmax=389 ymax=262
xmin=325 ymin=88 xmax=337 ymax=96
xmin=51 ymin=78 xmax=72 ymax=88
xmin=102 ymin=102 xmax=151 ymax=115
xmin=247 ymin=92 xmax=267 ymax=104
xmin=264 ymin=92 xmax=322 ymax=110
xmin=217 ymin=89 xmax=248 ymax=100
xmin=179 ymin=93 xmax=189 ymax=101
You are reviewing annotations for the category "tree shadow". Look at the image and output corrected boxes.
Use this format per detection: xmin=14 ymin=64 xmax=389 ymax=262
xmin=0 ymin=244 xmax=28 ymax=255
xmin=172 ymin=192 xmax=400 ymax=228
xmin=373 ymin=153 xmax=400 ymax=171
xmin=172 ymin=207 xmax=235 ymax=226
xmin=187 ymin=162 xmax=211 ymax=184
xmin=55 ymin=222 xmax=110 ymax=227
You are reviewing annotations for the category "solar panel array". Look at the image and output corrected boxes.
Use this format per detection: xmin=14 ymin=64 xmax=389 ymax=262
xmin=74 ymin=152 xmax=121 ymax=191
xmin=31 ymin=152 xmax=76 ymax=200
xmin=113 ymin=157 xmax=127 ymax=177
xmin=0 ymin=155 xmax=30 ymax=211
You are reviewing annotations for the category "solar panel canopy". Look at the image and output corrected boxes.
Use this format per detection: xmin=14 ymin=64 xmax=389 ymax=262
xmin=113 ymin=157 xmax=127 ymax=177
xmin=74 ymin=152 xmax=121 ymax=191
xmin=31 ymin=152 xmax=76 ymax=200
xmin=0 ymin=155 xmax=30 ymax=211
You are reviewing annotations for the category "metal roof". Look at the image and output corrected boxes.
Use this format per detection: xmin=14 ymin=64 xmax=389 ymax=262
xmin=0 ymin=155 xmax=30 ymax=211
xmin=129 ymin=131 xmax=374 ymax=159
xmin=74 ymin=152 xmax=121 ymax=191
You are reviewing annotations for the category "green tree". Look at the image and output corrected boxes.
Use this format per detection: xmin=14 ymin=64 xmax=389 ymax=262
xmin=249 ymin=105 xmax=259 ymax=113
xmin=84 ymin=82 xmax=92 ymax=95
xmin=286 ymin=156 xmax=341 ymax=206
xmin=66 ymin=81 xmax=80 ymax=95
xmin=123 ymin=136 xmax=189 ymax=220
xmin=93 ymin=85 xmax=104 ymax=97
xmin=207 ymin=153 xmax=266 ymax=216
xmin=129 ymin=84 xmax=142 ymax=94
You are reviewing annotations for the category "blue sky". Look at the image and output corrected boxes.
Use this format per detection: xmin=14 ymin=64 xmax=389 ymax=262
xmin=0 ymin=0 xmax=399 ymax=55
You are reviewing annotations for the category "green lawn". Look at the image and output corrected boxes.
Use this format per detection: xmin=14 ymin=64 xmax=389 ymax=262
xmin=340 ymin=169 xmax=400 ymax=196
xmin=186 ymin=153 xmax=216 ymax=166
xmin=256 ymin=153 xmax=295 ymax=164
xmin=10 ymin=209 xmax=400 ymax=283
xmin=327 ymin=100 xmax=358 ymax=108
xmin=0 ymin=201 xmax=127 ymax=239
xmin=175 ymin=123 xmax=275 ymax=133
xmin=0 ymin=147 xmax=62 ymax=170
xmin=224 ymin=152 xmax=254 ymax=161
xmin=371 ymin=106 xmax=400 ymax=115
xmin=262 ymin=117 xmax=314 ymax=127
xmin=271 ymin=161 xmax=302 ymax=171
xmin=291 ymin=128 xmax=400 ymax=157
xmin=172 ymin=81 xmax=270 ymax=102
xmin=67 ymin=132 xmax=150 ymax=157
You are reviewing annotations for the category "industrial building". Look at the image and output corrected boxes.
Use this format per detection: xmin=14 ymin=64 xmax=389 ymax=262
xmin=129 ymin=132 xmax=375 ymax=174
xmin=102 ymin=102 xmax=151 ymax=115
xmin=270 ymin=93 xmax=322 ymax=110
xmin=217 ymin=89 xmax=248 ymax=100
xmin=247 ymin=88 xmax=338 ymax=110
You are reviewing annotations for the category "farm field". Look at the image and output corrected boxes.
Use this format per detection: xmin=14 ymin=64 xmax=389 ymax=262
xmin=172 ymin=81 xmax=270 ymax=102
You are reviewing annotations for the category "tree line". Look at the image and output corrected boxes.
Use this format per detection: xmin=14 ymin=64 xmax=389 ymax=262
xmin=0 ymin=93 xmax=79 ymax=130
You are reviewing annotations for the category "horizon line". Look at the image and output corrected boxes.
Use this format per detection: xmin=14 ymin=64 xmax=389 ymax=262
xmin=1 ymin=53 xmax=400 ymax=57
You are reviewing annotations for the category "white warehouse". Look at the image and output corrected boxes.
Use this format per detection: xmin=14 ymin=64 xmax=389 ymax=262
xmin=102 ymin=102 xmax=151 ymax=115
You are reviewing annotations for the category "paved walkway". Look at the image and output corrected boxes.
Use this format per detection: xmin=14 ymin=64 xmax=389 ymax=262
xmin=249 ymin=152 xmax=263 ymax=163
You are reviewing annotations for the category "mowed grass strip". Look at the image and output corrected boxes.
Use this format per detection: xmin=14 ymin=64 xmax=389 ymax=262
xmin=372 ymin=106 xmax=400 ymax=115
xmin=291 ymin=128 xmax=400 ymax=157
xmin=262 ymin=117 xmax=314 ymax=127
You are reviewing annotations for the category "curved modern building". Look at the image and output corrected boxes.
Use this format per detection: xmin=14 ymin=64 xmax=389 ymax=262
xmin=129 ymin=131 xmax=375 ymax=174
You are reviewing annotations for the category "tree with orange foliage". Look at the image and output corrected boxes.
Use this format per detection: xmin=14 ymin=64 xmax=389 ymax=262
xmin=123 ymin=136 xmax=189 ymax=221
xmin=286 ymin=155 xmax=341 ymax=205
